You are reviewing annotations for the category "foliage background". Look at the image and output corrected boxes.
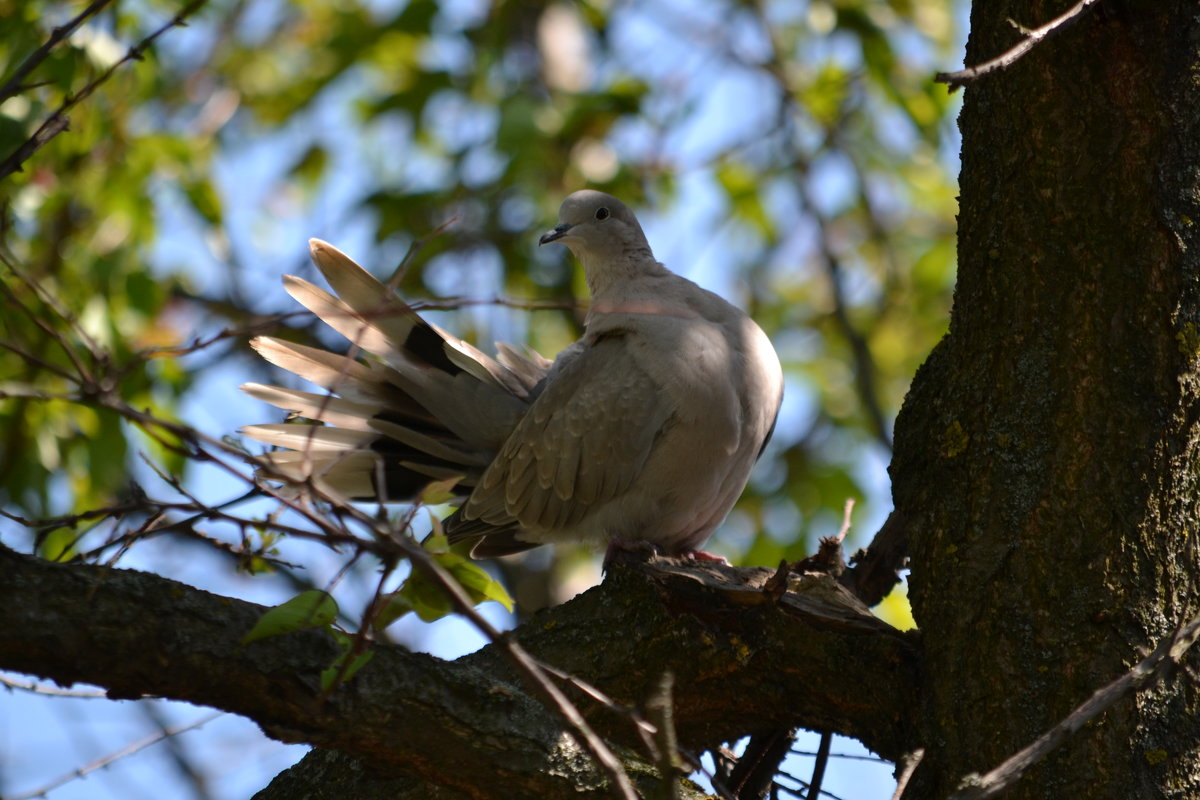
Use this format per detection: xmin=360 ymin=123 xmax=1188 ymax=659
xmin=0 ymin=0 xmax=963 ymax=797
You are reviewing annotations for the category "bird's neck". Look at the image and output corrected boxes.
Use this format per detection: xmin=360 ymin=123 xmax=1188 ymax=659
xmin=581 ymin=249 xmax=665 ymax=298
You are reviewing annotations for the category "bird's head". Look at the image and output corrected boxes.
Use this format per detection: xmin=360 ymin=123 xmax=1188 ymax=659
xmin=539 ymin=191 xmax=654 ymax=275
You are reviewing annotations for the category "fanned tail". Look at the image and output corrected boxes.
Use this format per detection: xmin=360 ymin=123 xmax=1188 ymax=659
xmin=241 ymin=238 xmax=546 ymax=505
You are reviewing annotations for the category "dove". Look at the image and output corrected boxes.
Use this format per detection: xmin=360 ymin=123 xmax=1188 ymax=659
xmin=241 ymin=190 xmax=783 ymax=559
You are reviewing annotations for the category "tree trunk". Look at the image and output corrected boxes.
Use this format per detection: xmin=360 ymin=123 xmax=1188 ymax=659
xmin=892 ymin=1 xmax=1200 ymax=797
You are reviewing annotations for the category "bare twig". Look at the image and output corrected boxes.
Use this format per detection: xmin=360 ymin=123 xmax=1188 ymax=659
xmin=0 ymin=251 xmax=100 ymax=383
xmin=411 ymin=295 xmax=581 ymax=314
xmin=726 ymin=727 xmax=799 ymax=799
xmin=950 ymin=613 xmax=1200 ymax=800
xmin=0 ymin=0 xmax=115 ymax=103
xmin=935 ymin=0 xmax=1102 ymax=90
xmin=15 ymin=378 xmax=640 ymax=797
xmin=141 ymin=703 xmax=217 ymax=800
xmin=803 ymin=186 xmax=893 ymax=450
xmin=0 ymin=675 xmax=110 ymax=698
xmin=645 ymin=672 xmax=682 ymax=800
xmin=839 ymin=508 xmax=909 ymax=606
xmin=804 ymin=731 xmax=832 ymax=800
xmin=835 ymin=498 xmax=854 ymax=543
xmin=384 ymin=216 xmax=458 ymax=288
xmin=789 ymin=747 xmax=887 ymax=764
xmin=745 ymin=0 xmax=896 ymax=454
xmin=0 ymin=0 xmax=209 ymax=181
xmin=891 ymin=748 xmax=924 ymax=800
xmin=108 ymin=401 xmax=642 ymax=797
xmin=770 ymin=764 xmax=852 ymax=800
xmin=8 ymin=711 xmax=223 ymax=800
xmin=397 ymin=538 xmax=640 ymax=800
xmin=793 ymin=498 xmax=855 ymax=576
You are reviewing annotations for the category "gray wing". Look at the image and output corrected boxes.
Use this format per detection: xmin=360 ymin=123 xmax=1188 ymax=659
xmin=448 ymin=331 xmax=675 ymax=542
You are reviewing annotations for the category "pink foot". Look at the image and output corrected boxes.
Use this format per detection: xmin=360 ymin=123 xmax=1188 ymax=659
xmin=682 ymin=549 xmax=729 ymax=565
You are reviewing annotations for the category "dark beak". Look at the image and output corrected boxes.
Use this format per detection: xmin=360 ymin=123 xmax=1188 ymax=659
xmin=539 ymin=223 xmax=571 ymax=245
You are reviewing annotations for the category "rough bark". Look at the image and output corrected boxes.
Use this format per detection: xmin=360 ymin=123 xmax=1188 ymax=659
xmin=0 ymin=544 xmax=917 ymax=797
xmin=890 ymin=1 xmax=1200 ymax=797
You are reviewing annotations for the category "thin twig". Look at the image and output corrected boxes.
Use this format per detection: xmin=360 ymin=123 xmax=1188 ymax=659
xmin=411 ymin=295 xmax=581 ymax=314
xmin=0 ymin=0 xmax=209 ymax=181
xmin=789 ymin=747 xmax=887 ymax=764
xmin=87 ymin=388 xmax=638 ymax=798
xmin=398 ymin=539 xmax=640 ymax=800
xmin=804 ymin=731 xmax=831 ymax=800
xmin=0 ymin=252 xmax=100 ymax=383
xmin=805 ymin=191 xmax=893 ymax=450
xmin=835 ymin=498 xmax=854 ymax=543
xmin=0 ymin=675 xmax=110 ymax=698
xmin=770 ymin=764 xmax=851 ymax=800
xmin=890 ymin=748 xmax=924 ymax=800
xmin=8 ymin=711 xmax=224 ymax=800
xmin=792 ymin=497 xmax=854 ymax=575
xmin=726 ymin=727 xmax=799 ymax=799
xmin=140 ymin=703 xmax=217 ymax=800
xmin=950 ymin=613 xmax=1200 ymax=800
xmin=645 ymin=672 xmax=681 ymax=800
xmin=384 ymin=216 xmax=458 ymax=289
xmin=0 ymin=0 xmax=115 ymax=103
xmin=746 ymin=0 xmax=895 ymax=453
xmin=108 ymin=395 xmax=642 ymax=797
xmin=935 ymin=0 xmax=1102 ymax=90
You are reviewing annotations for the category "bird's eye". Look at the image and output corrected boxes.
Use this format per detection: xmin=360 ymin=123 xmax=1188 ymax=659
xmin=595 ymin=207 xmax=610 ymax=221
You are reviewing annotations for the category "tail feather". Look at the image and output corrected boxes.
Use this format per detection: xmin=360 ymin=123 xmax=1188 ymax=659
xmin=240 ymin=382 xmax=379 ymax=430
xmin=249 ymin=336 xmax=440 ymax=429
xmin=428 ymin=320 xmax=533 ymax=398
xmin=241 ymin=423 xmax=375 ymax=451
xmin=251 ymin=449 xmax=380 ymax=499
xmin=288 ymin=242 xmax=531 ymax=449
xmin=250 ymin=336 xmax=384 ymax=403
xmin=369 ymin=418 xmax=491 ymax=470
xmin=243 ymin=239 xmax=541 ymax=509
xmin=495 ymin=343 xmax=553 ymax=395
xmin=282 ymin=275 xmax=401 ymax=366
xmin=308 ymin=239 xmax=532 ymax=398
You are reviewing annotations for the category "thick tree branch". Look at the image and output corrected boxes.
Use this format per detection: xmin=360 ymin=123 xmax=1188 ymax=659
xmin=0 ymin=545 xmax=918 ymax=797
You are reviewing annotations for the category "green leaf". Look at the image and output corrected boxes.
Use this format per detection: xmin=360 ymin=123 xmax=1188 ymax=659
xmin=243 ymin=590 xmax=338 ymax=644
xmin=38 ymin=528 xmax=80 ymax=562
xmin=443 ymin=554 xmax=514 ymax=613
xmin=418 ymin=476 xmax=462 ymax=506
xmin=125 ymin=270 xmax=161 ymax=316
xmin=371 ymin=590 xmax=416 ymax=630
xmin=715 ymin=160 xmax=771 ymax=237
xmin=289 ymin=145 xmax=328 ymax=188
xmin=384 ymin=574 xmax=452 ymax=624
xmin=423 ymin=527 xmax=450 ymax=553
xmin=183 ymin=178 xmax=223 ymax=226
xmin=372 ymin=550 xmax=514 ymax=629
xmin=320 ymin=648 xmax=375 ymax=691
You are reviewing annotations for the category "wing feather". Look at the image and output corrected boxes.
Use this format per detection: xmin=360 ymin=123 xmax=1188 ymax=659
xmin=455 ymin=333 xmax=674 ymax=536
